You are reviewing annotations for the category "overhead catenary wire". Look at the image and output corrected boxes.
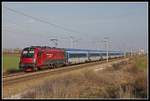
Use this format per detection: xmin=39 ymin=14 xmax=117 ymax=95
xmin=3 ymin=6 xmax=122 ymax=50
xmin=3 ymin=6 xmax=84 ymax=48
xmin=2 ymin=19 xmax=72 ymax=40
xmin=3 ymin=6 xmax=83 ymax=35
xmin=3 ymin=28 xmax=69 ymax=45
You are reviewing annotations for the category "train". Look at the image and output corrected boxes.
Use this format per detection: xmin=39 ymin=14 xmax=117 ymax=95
xmin=19 ymin=46 xmax=124 ymax=72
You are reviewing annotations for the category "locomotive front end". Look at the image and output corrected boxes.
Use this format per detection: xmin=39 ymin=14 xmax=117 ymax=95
xmin=19 ymin=47 xmax=37 ymax=72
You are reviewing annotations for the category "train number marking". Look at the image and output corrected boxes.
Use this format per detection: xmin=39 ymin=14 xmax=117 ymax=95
xmin=46 ymin=54 xmax=53 ymax=58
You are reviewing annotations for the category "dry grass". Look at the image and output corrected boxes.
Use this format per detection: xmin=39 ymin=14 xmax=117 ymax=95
xmin=22 ymin=56 xmax=147 ymax=99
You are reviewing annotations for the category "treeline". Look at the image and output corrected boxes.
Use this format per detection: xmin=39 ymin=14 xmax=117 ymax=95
xmin=3 ymin=48 xmax=22 ymax=54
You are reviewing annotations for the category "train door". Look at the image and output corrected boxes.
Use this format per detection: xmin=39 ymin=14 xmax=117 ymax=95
xmin=65 ymin=52 xmax=69 ymax=65
xmin=37 ymin=51 xmax=43 ymax=66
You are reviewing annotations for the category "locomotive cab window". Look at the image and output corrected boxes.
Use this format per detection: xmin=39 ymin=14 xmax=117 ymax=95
xmin=22 ymin=48 xmax=34 ymax=58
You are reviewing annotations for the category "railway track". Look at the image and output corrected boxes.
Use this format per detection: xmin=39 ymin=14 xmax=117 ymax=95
xmin=3 ymin=57 xmax=127 ymax=86
xmin=3 ymin=72 xmax=25 ymax=79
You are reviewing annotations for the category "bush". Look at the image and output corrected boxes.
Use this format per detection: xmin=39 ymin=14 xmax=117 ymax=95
xmin=6 ymin=68 xmax=21 ymax=74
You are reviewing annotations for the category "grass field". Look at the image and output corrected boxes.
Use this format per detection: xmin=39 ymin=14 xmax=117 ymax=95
xmin=2 ymin=53 xmax=20 ymax=73
xmin=133 ymin=55 xmax=147 ymax=71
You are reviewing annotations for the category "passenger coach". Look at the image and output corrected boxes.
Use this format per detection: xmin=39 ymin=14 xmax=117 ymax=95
xmin=19 ymin=46 xmax=124 ymax=72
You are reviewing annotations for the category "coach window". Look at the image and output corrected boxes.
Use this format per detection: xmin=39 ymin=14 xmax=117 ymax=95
xmin=101 ymin=53 xmax=106 ymax=56
xmin=69 ymin=53 xmax=87 ymax=58
xmin=91 ymin=53 xmax=99 ymax=56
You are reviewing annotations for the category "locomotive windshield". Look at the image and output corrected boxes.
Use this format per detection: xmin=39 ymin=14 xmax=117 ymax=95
xmin=22 ymin=48 xmax=34 ymax=58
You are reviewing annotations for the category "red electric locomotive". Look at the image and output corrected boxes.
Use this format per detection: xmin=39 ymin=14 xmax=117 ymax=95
xmin=19 ymin=46 xmax=65 ymax=72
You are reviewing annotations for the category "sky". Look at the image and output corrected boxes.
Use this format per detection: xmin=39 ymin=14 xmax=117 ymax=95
xmin=2 ymin=2 xmax=148 ymax=52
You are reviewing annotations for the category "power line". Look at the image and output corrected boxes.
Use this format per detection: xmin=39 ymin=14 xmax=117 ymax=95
xmin=4 ymin=6 xmax=117 ymax=50
xmin=3 ymin=28 xmax=69 ymax=42
xmin=3 ymin=6 xmax=83 ymax=35
xmin=4 ymin=6 xmax=108 ymax=49
xmin=3 ymin=19 xmax=71 ymax=40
